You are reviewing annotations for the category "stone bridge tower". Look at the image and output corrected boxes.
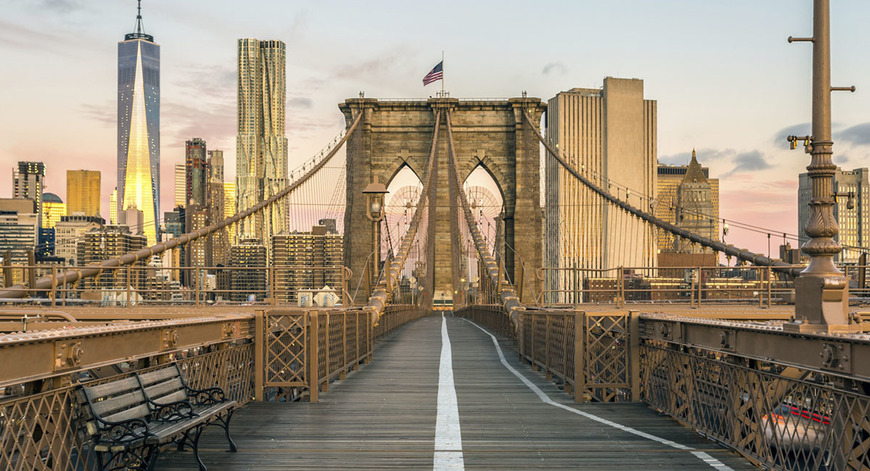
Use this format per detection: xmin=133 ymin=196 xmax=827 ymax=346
xmin=340 ymin=97 xmax=545 ymax=305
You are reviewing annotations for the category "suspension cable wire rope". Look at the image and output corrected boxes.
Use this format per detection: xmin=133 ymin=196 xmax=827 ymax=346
xmin=0 ymin=113 xmax=363 ymax=299
xmin=522 ymin=108 xmax=803 ymax=277
xmin=444 ymin=110 xmax=522 ymax=320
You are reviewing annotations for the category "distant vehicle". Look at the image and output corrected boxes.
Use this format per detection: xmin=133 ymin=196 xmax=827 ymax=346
xmin=432 ymin=291 xmax=453 ymax=311
xmin=761 ymin=403 xmax=829 ymax=450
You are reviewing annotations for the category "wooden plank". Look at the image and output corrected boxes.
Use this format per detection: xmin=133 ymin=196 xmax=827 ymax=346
xmin=157 ymin=315 xmax=756 ymax=470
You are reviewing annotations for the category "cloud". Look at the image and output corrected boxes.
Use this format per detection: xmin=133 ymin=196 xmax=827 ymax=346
xmin=723 ymin=150 xmax=771 ymax=177
xmin=162 ymin=102 xmax=236 ymax=146
xmin=659 ymin=148 xmax=736 ymax=165
xmin=173 ymin=65 xmax=235 ymax=100
xmin=81 ymin=102 xmax=115 ymax=126
xmin=39 ymin=0 xmax=81 ymax=13
xmin=772 ymin=122 xmax=811 ymax=149
xmin=287 ymin=97 xmax=313 ymax=109
xmin=542 ymin=62 xmax=567 ymax=75
xmin=329 ymin=47 xmax=417 ymax=83
xmin=836 ymin=123 xmax=870 ymax=147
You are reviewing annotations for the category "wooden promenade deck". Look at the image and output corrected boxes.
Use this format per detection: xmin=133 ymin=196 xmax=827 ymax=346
xmin=157 ymin=314 xmax=756 ymax=470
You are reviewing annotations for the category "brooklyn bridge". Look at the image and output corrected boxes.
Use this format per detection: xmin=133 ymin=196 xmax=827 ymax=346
xmin=2 ymin=4 xmax=870 ymax=471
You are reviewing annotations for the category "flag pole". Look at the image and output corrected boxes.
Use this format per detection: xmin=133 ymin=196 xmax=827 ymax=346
xmin=441 ymin=50 xmax=445 ymax=96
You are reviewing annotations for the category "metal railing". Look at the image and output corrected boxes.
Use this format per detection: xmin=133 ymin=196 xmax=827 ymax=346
xmin=538 ymin=265 xmax=809 ymax=307
xmin=0 ymin=303 xmax=430 ymax=470
xmin=0 ymin=264 xmax=352 ymax=309
xmin=455 ymin=306 xmax=640 ymax=403
xmin=0 ymin=315 xmax=254 ymax=471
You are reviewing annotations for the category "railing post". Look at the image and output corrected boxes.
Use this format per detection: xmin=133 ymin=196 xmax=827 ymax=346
xmin=767 ymin=266 xmax=772 ymax=308
xmin=50 ymin=266 xmax=57 ymax=308
xmin=321 ymin=312 xmax=329 ymax=393
xmin=126 ymin=264 xmax=132 ymax=309
xmin=690 ymin=269 xmax=696 ymax=308
xmin=574 ymin=310 xmax=585 ymax=402
xmin=517 ymin=310 xmax=524 ymax=363
xmin=354 ymin=311 xmax=361 ymax=370
xmin=545 ymin=314 xmax=552 ymax=380
xmin=194 ymin=267 xmax=201 ymax=308
xmin=308 ymin=311 xmax=319 ymax=402
xmin=341 ymin=310 xmax=348 ymax=380
xmin=254 ymin=310 xmax=265 ymax=401
xmin=697 ymin=266 xmax=702 ymax=307
xmin=368 ymin=309 xmax=374 ymax=363
xmin=270 ymin=266 xmax=276 ymax=306
xmin=629 ymin=310 xmax=640 ymax=402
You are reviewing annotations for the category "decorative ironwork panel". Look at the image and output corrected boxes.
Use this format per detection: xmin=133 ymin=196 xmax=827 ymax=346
xmin=584 ymin=313 xmax=631 ymax=402
xmin=264 ymin=311 xmax=307 ymax=387
xmin=641 ymin=342 xmax=870 ymax=471
xmin=0 ymin=342 xmax=253 ymax=471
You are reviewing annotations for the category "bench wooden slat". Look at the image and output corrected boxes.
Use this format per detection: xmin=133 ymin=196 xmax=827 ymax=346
xmin=84 ymin=377 xmax=140 ymax=400
xmin=90 ymin=390 xmax=148 ymax=417
xmin=151 ymin=390 xmax=188 ymax=406
xmin=138 ymin=366 xmax=181 ymax=386
xmin=102 ymin=404 xmax=151 ymax=424
xmin=143 ymin=378 xmax=187 ymax=402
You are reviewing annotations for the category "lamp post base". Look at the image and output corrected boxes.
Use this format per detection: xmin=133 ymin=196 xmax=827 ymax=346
xmin=784 ymin=274 xmax=857 ymax=333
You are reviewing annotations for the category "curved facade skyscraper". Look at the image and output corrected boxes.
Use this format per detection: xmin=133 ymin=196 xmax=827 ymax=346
xmin=117 ymin=4 xmax=160 ymax=245
xmin=236 ymin=39 xmax=287 ymax=257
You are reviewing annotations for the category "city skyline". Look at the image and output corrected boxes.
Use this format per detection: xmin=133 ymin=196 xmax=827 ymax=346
xmin=2 ymin=1 xmax=870 ymax=256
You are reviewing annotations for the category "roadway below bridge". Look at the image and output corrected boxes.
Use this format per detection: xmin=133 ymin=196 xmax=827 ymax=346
xmin=157 ymin=314 xmax=755 ymax=470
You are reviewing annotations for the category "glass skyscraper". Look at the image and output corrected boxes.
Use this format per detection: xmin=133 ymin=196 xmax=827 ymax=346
xmin=118 ymin=5 xmax=160 ymax=245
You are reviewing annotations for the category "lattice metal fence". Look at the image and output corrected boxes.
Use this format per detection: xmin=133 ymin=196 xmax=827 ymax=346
xmin=457 ymin=306 xmax=639 ymax=402
xmin=256 ymin=306 xmax=427 ymax=402
xmin=0 ymin=342 xmax=254 ymax=471
xmin=641 ymin=342 xmax=870 ymax=471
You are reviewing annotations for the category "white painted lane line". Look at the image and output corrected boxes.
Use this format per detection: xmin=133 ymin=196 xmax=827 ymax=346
xmin=462 ymin=319 xmax=733 ymax=471
xmin=434 ymin=314 xmax=464 ymax=470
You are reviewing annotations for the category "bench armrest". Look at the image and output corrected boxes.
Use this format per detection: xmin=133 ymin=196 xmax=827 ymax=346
xmin=186 ymin=386 xmax=227 ymax=406
xmin=151 ymin=400 xmax=197 ymax=423
xmin=95 ymin=417 xmax=152 ymax=443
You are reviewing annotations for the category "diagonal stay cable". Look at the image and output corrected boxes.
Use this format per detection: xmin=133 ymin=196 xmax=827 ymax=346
xmin=445 ymin=110 xmax=522 ymax=323
xmin=520 ymin=108 xmax=802 ymax=277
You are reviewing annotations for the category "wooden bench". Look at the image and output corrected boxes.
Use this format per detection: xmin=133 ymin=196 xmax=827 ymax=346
xmin=76 ymin=364 xmax=237 ymax=471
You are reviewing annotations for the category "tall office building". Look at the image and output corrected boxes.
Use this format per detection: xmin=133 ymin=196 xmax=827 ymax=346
xmin=77 ymin=225 xmax=147 ymax=291
xmin=66 ymin=170 xmax=101 ymax=217
xmin=0 ymin=199 xmax=38 ymax=270
xmin=229 ymin=239 xmax=267 ymax=302
xmin=109 ymin=187 xmax=118 ymax=225
xmin=544 ymin=78 xmax=657 ymax=282
xmin=42 ymin=193 xmax=66 ymax=229
xmin=237 ymin=39 xmax=288 ymax=254
xmin=655 ymin=152 xmax=720 ymax=254
xmin=185 ymin=138 xmax=208 ymax=207
xmin=118 ymin=3 xmax=160 ymax=246
xmin=799 ymin=167 xmax=869 ymax=264
xmin=174 ymin=163 xmax=186 ymax=208
xmin=55 ymin=214 xmax=104 ymax=264
xmin=12 ymin=161 xmax=45 ymax=227
xmin=673 ymin=153 xmax=717 ymax=254
xmin=272 ymin=223 xmax=344 ymax=303
xmin=208 ymin=150 xmax=230 ymax=266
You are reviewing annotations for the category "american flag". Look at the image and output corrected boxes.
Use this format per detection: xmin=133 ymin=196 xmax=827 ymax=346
xmin=422 ymin=61 xmax=443 ymax=86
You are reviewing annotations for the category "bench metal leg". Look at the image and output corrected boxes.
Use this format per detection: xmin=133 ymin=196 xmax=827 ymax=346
xmin=98 ymin=445 xmax=158 ymax=471
xmin=215 ymin=409 xmax=238 ymax=452
xmin=192 ymin=425 xmax=207 ymax=471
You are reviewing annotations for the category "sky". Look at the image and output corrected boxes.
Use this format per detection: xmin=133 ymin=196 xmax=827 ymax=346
xmin=2 ymin=0 xmax=869 ymax=256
